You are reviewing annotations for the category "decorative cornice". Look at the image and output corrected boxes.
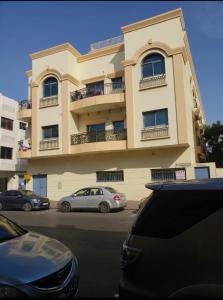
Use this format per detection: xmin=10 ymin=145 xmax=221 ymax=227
xmin=32 ymin=68 xmax=80 ymax=87
xmin=107 ymin=71 xmax=124 ymax=79
xmin=30 ymin=43 xmax=81 ymax=60
xmin=34 ymin=68 xmax=63 ymax=85
xmin=82 ymin=75 xmax=106 ymax=85
xmin=77 ymin=44 xmax=124 ymax=63
xmin=26 ymin=70 xmax=32 ymax=77
xmin=122 ymin=41 xmax=187 ymax=67
xmin=61 ymin=74 xmax=80 ymax=87
xmin=121 ymin=8 xmax=185 ymax=34
xmin=31 ymin=82 xmax=38 ymax=88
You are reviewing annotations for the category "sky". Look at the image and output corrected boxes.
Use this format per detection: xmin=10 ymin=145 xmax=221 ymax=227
xmin=0 ymin=0 xmax=222 ymax=125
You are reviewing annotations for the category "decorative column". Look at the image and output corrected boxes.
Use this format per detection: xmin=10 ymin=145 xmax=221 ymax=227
xmin=61 ymin=79 xmax=70 ymax=154
xmin=172 ymin=53 xmax=188 ymax=144
xmin=123 ymin=63 xmax=135 ymax=149
xmin=31 ymin=83 xmax=38 ymax=157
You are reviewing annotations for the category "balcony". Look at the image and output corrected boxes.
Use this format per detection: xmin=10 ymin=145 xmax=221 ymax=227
xmin=141 ymin=126 xmax=169 ymax=141
xmin=17 ymin=140 xmax=32 ymax=159
xmin=39 ymin=138 xmax=59 ymax=151
xmin=70 ymin=83 xmax=125 ymax=114
xmin=139 ymin=74 xmax=167 ymax=90
xmin=40 ymin=96 xmax=58 ymax=108
xmin=17 ymin=100 xmax=32 ymax=121
xmin=70 ymin=129 xmax=127 ymax=154
xmin=17 ymin=150 xmax=31 ymax=159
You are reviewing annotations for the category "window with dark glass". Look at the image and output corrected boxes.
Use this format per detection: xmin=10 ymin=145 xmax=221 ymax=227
xmin=87 ymin=123 xmax=105 ymax=133
xmin=0 ymin=215 xmax=27 ymax=243
xmin=132 ymin=190 xmax=223 ymax=239
xmin=113 ymin=120 xmax=124 ymax=131
xmin=86 ymin=81 xmax=104 ymax=96
xmin=1 ymin=117 xmax=13 ymax=131
xmin=143 ymin=109 xmax=168 ymax=128
xmin=142 ymin=53 xmax=165 ymax=78
xmin=19 ymin=122 xmax=26 ymax=130
xmin=112 ymin=77 xmax=123 ymax=90
xmin=96 ymin=171 xmax=124 ymax=182
xmin=42 ymin=125 xmax=58 ymax=139
xmin=43 ymin=77 xmax=58 ymax=98
xmin=151 ymin=168 xmax=186 ymax=181
xmin=0 ymin=147 xmax=12 ymax=159
xmin=87 ymin=124 xmax=105 ymax=142
xmin=75 ymin=189 xmax=90 ymax=197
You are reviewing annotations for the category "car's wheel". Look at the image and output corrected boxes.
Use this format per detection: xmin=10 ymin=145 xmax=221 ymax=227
xmin=61 ymin=202 xmax=71 ymax=212
xmin=99 ymin=202 xmax=110 ymax=213
xmin=0 ymin=202 xmax=2 ymax=210
xmin=23 ymin=202 xmax=32 ymax=212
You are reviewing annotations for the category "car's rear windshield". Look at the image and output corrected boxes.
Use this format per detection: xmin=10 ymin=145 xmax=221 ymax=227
xmin=105 ymin=187 xmax=118 ymax=193
xmin=0 ymin=215 xmax=27 ymax=243
xmin=132 ymin=190 xmax=223 ymax=239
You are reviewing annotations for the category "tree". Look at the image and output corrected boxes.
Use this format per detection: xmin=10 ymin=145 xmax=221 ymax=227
xmin=204 ymin=121 xmax=223 ymax=167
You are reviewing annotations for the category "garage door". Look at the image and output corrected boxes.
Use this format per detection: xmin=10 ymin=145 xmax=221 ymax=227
xmin=195 ymin=167 xmax=210 ymax=179
xmin=33 ymin=175 xmax=47 ymax=197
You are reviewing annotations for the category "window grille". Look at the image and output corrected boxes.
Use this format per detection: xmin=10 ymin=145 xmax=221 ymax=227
xmin=151 ymin=168 xmax=186 ymax=181
xmin=96 ymin=171 xmax=124 ymax=182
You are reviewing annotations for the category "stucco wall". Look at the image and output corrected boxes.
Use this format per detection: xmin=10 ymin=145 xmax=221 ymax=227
xmin=216 ymin=168 xmax=223 ymax=178
xmin=26 ymin=146 xmax=199 ymax=201
xmin=78 ymin=51 xmax=124 ymax=84
xmin=131 ymin=51 xmax=178 ymax=148
xmin=124 ymin=18 xmax=184 ymax=60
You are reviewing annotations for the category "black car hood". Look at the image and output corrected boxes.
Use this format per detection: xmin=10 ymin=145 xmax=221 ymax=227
xmin=28 ymin=195 xmax=49 ymax=202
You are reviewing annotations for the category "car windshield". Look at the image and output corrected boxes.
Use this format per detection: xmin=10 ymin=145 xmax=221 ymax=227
xmin=0 ymin=215 xmax=27 ymax=243
xmin=21 ymin=190 xmax=39 ymax=197
xmin=105 ymin=187 xmax=118 ymax=193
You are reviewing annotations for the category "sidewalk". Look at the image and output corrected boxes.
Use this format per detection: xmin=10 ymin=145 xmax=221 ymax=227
xmin=50 ymin=200 xmax=139 ymax=210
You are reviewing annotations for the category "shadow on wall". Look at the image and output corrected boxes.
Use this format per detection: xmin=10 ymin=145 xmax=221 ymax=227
xmin=110 ymin=51 xmax=125 ymax=73
xmin=28 ymin=146 xmax=189 ymax=176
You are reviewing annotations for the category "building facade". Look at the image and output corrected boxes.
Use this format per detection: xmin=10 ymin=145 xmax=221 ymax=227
xmin=17 ymin=8 xmax=217 ymax=201
xmin=0 ymin=93 xmax=28 ymax=192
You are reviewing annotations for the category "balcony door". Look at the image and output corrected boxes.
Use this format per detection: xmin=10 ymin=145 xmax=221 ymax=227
xmin=87 ymin=123 xmax=105 ymax=142
xmin=86 ymin=81 xmax=104 ymax=97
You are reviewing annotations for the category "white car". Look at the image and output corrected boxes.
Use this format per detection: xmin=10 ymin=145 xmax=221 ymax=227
xmin=58 ymin=186 xmax=127 ymax=213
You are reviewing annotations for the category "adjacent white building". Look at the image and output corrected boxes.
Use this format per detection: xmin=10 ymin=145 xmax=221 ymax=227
xmin=0 ymin=93 xmax=28 ymax=191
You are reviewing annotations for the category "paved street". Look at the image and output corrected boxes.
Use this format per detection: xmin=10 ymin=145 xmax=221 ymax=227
xmin=1 ymin=208 xmax=137 ymax=297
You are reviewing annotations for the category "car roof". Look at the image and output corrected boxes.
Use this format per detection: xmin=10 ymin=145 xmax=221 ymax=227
xmin=146 ymin=178 xmax=223 ymax=191
xmin=79 ymin=186 xmax=110 ymax=189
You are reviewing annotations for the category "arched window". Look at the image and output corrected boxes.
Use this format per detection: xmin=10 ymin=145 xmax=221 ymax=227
xmin=43 ymin=77 xmax=58 ymax=97
xmin=142 ymin=53 xmax=165 ymax=79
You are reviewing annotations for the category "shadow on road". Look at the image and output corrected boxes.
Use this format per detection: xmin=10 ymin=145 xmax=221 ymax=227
xmin=26 ymin=225 xmax=128 ymax=298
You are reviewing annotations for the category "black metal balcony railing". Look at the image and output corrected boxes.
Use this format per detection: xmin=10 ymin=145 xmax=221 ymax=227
xmin=19 ymin=100 xmax=32 ymax=111
xmin=70 ymin=83 xmax=125 ymax=102
xmin=71 ymin=129 xmax=127 ymax=145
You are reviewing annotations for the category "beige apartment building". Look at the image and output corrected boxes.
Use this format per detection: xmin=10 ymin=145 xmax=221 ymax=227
xmin=17 ymin=8 xmax=219 ymax=201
